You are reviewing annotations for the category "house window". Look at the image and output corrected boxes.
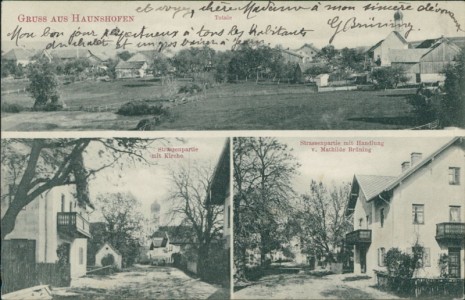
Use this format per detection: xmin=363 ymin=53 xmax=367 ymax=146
xmin=423 ymin=248 xmax=431 ymax=267
xmin=359 ymin=218 xmax=363 ymax=228
xmin=79 ymin=247 xmax=84 ymax=265
xmin=69 ymin=201 xmax=73 ymax=212
xmin=378 ymin=248 xmax=386 ymax=267
xmin=412 ymin=204 xmax=424 ymax=224
xmin=450 ymin=206 xmax=461 ymax=222
xmin=380 ymin=208 xmax=385 ymax=228
xmin=449 ymin=167 xmax=460 ymax=185
xmin=366 ymin=215 xmax=370 ymax=226
xmin=61 ymin=195 xmax=65 ymax=212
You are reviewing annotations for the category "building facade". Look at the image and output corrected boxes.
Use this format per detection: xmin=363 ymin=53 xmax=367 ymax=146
xmin=345 ymin=137 xmax=465 ymax=278
xmin=2 ymin=185 xmax=93 ymax=278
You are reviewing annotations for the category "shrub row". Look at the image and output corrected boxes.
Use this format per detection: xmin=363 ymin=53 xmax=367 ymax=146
xmin=117 ymin=101 xmax=168 ymax=116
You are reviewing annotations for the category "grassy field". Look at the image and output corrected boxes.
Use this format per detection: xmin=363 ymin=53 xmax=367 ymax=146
xmin=1 ymin=80 xmax=420 ymax=131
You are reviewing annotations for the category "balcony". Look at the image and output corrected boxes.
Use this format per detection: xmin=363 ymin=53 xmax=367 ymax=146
xmin=346 ymin=229 xmax=372 ymax=246
xmin=57 ymin=212 xmax=91 ymax=238
xmin=436 ymin=223 xmax=465 ymax=246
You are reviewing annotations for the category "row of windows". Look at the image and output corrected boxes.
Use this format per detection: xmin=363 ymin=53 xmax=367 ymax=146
xmin=412 ymin=205 xmax=461 ymax=225
xmin=362 ymin=205 xmax=461 ymax=229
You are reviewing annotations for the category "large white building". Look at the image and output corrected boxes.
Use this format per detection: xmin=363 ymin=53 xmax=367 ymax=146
xmin=345 ymin=137 xmax=464 ymax=278
xmin=2 ymin=184 xmax=93 ymax=279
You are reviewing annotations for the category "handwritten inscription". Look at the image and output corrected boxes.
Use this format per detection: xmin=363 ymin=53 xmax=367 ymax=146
xmin=6 ymin=1 xmax=464 ymax=50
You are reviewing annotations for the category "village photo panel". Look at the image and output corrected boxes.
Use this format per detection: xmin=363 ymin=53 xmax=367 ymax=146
xmin=1 ymin=137 xmax=232 ymax=299
xmin=232 ymin=135 xmax=465 ymax=299
xmin=1 ymin=1 xmax=465 ymax=131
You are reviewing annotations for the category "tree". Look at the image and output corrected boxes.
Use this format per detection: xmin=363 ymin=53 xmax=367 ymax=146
xmin=117 ymin=51 xmax=133 ymax=61
xmin=339 ymin=47 xmax=365 ymax=73
xmin=167 ymin=164 xmax=224 ymax=278
xmin=172 ymin=46 xmax=215 ymax=78
xmin=95 ymin=192 xmax=147 ymax=266
xmin=441 ymin=48 xmax=465 ymax=127
xmin=152 ymin=56 xmax=172 ymax=77
xmin=315 ymin=45 xmax=339 ymax=64
xmin=296 ymin=181 xmax=352 ymax=263
xmin=371 ymin=66 xmax=409 ymax=89
xmin=233 ymin=137 xmax=299 ymax=278
xmin=26 ymin=60 xmax=60 ymax=108
xmin=1 ymin=138 xmax=161 ymax=242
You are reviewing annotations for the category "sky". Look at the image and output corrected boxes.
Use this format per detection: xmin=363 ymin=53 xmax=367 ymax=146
xmin=85 ymin=137 xmax=227 ymax=225
xmin=277 ymin=136 xmax=453 ymax=195
xmin=2 ymin=1 xmax=464 ymax=52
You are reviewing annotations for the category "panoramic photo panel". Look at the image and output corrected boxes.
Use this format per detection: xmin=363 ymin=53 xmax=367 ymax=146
xmin=1 ymin=137 xmax=231 ymax=299
xmin=1 ymin=1 xmax=464 ymax=131
xmin=233 ymin=136 xmax=464 ymax=299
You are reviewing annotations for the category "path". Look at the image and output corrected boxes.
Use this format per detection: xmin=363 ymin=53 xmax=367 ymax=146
xmin=234 ymin=270 xmax=399 ymax=299
xmin=53 ymin=264 xmax=223 ymax=299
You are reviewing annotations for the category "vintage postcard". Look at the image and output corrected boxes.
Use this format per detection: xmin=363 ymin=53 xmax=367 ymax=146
xmin=1 ymin=1 xmax=465 ymax=300
xmin=1 ymin=1 xmax=464 ymax=131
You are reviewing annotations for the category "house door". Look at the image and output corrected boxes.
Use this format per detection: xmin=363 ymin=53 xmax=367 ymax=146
xmin=448 ymin=248 xmax=461 ymax=278
xmin=360 ymin=247 xmax=367 ymax=274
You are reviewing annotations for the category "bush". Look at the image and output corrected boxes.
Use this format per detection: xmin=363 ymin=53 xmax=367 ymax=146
xmin=407 ymin=86 xmax=441 ymax=123
xmin=178 ymin=83 xmax=202 ymax=94
xmin=371 ymin=66 xmax=409 ymax=89
xmin=385 ymin=244 xmax=424 ymax=278
xmin=101 ymin=253 xmax=115 ymax=267
xmin=117 ymin=101 xmax=168 ymax=116
xmin=1 ymin=103 xmax=25 ymax=113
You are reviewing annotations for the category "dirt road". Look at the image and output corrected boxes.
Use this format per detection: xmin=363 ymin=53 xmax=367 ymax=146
xmin=53 ymin=264 xmax=225 ymax=299
xmin=234 ymin=271 xmax=399 ymax=299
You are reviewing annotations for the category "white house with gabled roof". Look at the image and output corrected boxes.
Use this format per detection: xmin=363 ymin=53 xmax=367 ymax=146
xmin=345 ymin=137 xmax=465 ymax=278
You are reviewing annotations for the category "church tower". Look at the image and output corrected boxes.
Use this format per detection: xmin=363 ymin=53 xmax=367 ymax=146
xmin=150 ymin=200 xmax=161 ymax=233
xmin=394 ymin=10 xmax=404 ymax=33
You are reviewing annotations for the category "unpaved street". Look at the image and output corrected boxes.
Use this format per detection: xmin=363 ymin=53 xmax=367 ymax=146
xmin=53 ymin=264 xmax=224 ymax=299
xmin=234 ymin=271 xmax=399 ymax=299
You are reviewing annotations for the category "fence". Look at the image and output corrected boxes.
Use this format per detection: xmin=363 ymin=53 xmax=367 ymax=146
xmin=1 ymin=87 xmax=27 ymax=95
xmin=1 ymin=262 xmax=70 ymax=294
xmin=375 ymin=271 xmax=464 ymax=298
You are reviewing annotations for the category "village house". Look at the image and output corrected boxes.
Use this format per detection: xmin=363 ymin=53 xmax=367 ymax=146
xmin=147 ymin=231 xmax=180 ymax=265
xmin=1 ymin=48 xmax=44 ymax=66
xmin=366 ymin=11 xmax=464 ymax=83
xmin=281 ymin=44 xmax=320 ymax=64
xmin=95 ymin=242 xmax=123 ymax=269
xmin=115 ymin=61 xmax=148 ymax=79
xmin=2 ymin=184 xmax=94 ymax=279
xmin=345 ymin=137 xmax=465 ymax=278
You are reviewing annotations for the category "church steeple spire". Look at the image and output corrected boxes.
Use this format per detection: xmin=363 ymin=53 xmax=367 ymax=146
xmin=394 ymin=10 xmax=404 ymax=33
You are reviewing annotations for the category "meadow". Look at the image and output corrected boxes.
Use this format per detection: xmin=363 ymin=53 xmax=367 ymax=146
xmin=1 ymin=78 xmax=420 ymax=131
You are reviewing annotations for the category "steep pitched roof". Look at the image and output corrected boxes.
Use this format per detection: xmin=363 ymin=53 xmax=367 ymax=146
xmin=128 ymin=51 xmax=165 ymax=63
xmin=150 ymin=237 xmax=168 ymax=249
xmin=98 ymin=242 xmax=122 ymax=256
xmin=115 ymin=60 xmax=146 ymax=69
xmin=366 ymin=31 xmax=408 ymax=54
xmin=2 ymin=48 xmax=35 ymax=61
xmin=281 ymin=49 xmax=303 ymax=58
xmin=296 ymin=43 xmax=320 ymax=53
xmin=355 ymin=175 xmax=396 ymax=201
xmin=366 ymin=40 xmax=384 ymax=53
xmin=382 ymin=137 xmax=463 ymax=192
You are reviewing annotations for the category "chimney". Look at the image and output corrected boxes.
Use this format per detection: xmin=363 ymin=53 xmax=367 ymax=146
xmin=401 ymin=161 xmax=411 ymax=172
xmin=411 ymin=152 xmax=423 ymax=166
